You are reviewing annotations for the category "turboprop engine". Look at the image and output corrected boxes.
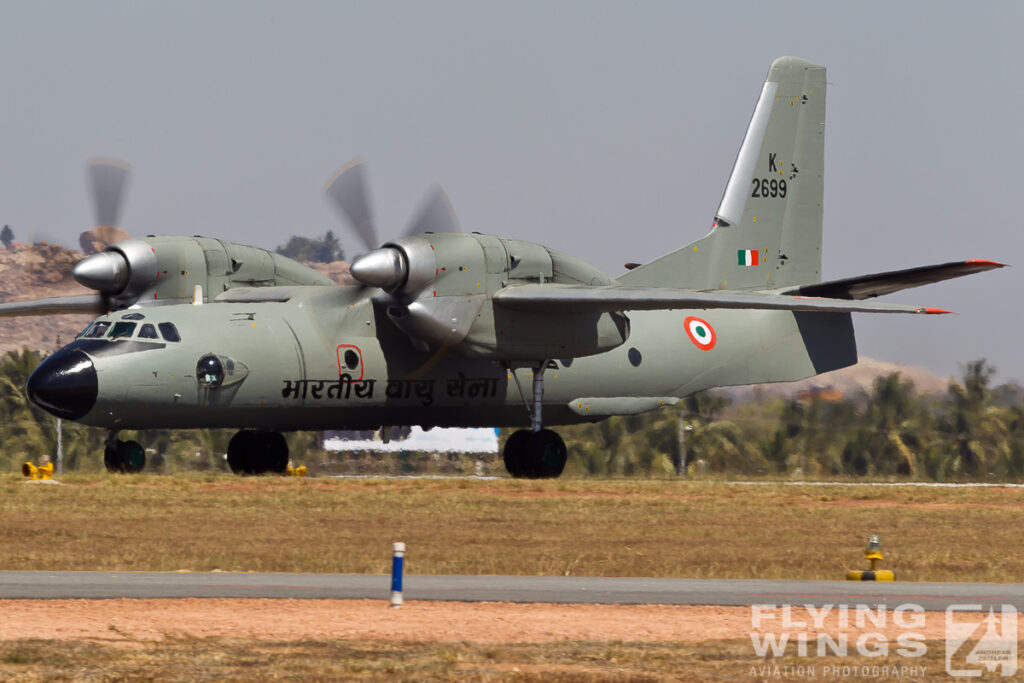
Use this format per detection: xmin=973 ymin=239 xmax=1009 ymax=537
xmin=349 ymin=231 xmax=630 ymax=361
xmin=73 ymin=236 xmax=333 ymax=310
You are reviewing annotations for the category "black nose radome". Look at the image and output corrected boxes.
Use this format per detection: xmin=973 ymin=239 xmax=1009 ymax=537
xmin=26 ymin=349 xmax=97 ymax=420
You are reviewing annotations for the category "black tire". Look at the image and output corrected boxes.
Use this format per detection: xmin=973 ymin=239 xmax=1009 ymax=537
xmin=104 ymin=443 xmax=125 ymax=473
xmin=524 ymin=429 xmax=567 ymax=479
xmin=227 ymin=430 xmax=289 ymax=475
xmin=261 ymin=432 xmax=289 ymax=475
xmin=503 ymin=430 xmax=531 ymax=478
xmin=120 ymin=440 xmax=146 ymax=473
xmin=227 ymin=430 xmax=257 ymax=474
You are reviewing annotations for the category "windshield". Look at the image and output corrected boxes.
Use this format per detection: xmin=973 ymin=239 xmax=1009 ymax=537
xmin=109 ymin=322 xmax=137 ymax=339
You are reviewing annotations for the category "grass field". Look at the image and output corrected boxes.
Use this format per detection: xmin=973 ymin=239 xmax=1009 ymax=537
xmin=1 ymin=474 xmax=1022 ymax=581
xmin=0 ymin=637 xmax=954 ymax=681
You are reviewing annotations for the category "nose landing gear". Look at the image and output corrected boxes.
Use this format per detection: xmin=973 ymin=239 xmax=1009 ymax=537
xmin=104 ymin=432 xmax=146 ymax=473
xmin=226 ymin=430 xmax=289 ymax=475
xmin=503 ymin=362 xmax=568 ymax=479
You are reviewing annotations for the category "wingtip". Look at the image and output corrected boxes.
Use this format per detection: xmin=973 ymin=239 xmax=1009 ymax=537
xmin=919 ymin=307 xmax=954 ymax=315
xmin=965 ymin=259 xmax=1007 ymax=268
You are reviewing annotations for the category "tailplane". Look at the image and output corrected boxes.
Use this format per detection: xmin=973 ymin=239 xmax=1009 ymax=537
xmin=621 ymin=56 xmax=826 ymax=290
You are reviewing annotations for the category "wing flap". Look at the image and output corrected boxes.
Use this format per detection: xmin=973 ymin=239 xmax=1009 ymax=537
xmin=493 ymin=284 xmax=949 ymax=315
xmin=788 ymin=260 xmax=1005 ymax=300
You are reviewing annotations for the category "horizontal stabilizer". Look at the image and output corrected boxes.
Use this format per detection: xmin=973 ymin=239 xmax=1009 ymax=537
xmin=0 ymin=294 xmax=105 ymax=318
xmin=788 ymin=260 xmax=1005 ymax=300
xmin=494 ymin=284 xmax=950 ymax=315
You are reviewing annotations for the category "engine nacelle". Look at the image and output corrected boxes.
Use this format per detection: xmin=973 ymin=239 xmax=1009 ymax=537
xmin=351 ymin=232 xmax=629 ymax=361
xmin=73 ymin=236 xmax=334 ymax=308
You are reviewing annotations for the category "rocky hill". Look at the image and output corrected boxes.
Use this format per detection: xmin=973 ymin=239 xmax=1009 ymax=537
xmin=0 ymin=243 xmax=94 ymax=356
xmin=717 ymin=356 xmax=952 ymax=403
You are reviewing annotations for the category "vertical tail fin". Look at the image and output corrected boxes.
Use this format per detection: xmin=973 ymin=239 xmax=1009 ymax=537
xmin=620 ymin=56 xmax=826 ymax=290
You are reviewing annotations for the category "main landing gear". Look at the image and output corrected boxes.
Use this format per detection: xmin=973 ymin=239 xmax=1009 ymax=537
xmin=104 ymin=432 xmax=146 ymax=473
xmin=226 ymin=429 xmax=289 ymax=475
xmin=503 ymin=362 xmax=568 ymax=479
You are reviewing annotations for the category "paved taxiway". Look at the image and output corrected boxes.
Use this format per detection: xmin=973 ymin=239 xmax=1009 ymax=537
xmin=1 ymin=572 xmax=1021 ymax=610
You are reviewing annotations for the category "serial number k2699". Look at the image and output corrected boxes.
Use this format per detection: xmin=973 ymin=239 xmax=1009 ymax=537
xmin=750 ymin=178 xmax=787 ymax=198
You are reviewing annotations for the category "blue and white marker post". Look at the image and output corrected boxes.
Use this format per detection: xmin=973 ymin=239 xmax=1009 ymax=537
xmin=390 ymin=541 xmax=406 ymax=608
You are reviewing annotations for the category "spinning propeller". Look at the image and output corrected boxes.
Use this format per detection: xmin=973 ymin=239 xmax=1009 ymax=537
xmin=71 ymin=158 xmax=138 ymax=312
xmin=323 ymin=158 xmax=460 ymax=294
xmin=322 ymin=158 xmax=475 ymax=350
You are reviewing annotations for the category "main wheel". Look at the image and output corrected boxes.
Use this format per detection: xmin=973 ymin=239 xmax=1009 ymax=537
xmin=227 ymin=430 xmax=289 ymax=475
xmin=523 ymin=429 xmax=567 ymax=479
xmin=227 ymin=430 xmax=258 ymax=474
xmin=503 ymin=429 xmax=531 ymax=478
xmin=255 ymin=431 xmax=289 ymax=474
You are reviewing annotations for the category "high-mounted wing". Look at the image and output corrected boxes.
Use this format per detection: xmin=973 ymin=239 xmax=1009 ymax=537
xmin=213 ymin=287 xmax=302 ymax=303
xmin=786 ymin=260 xmax=1005 ymax=300
xmin=0 ymin=294 xmax=105 ymax=318
xmin=493 ymin=284 xmax=951 ymax=315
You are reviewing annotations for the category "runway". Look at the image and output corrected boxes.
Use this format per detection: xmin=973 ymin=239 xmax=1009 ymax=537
xmin=1 ymin=571 xmax=1022 ymax=610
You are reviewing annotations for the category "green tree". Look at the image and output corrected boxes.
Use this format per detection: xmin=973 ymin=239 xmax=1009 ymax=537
xmin=275 ymin=232 xmax=345 ymax=263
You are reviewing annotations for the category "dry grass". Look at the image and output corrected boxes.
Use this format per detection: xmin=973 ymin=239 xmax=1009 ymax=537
xmin=0 ymin=637 xmax=958 ymax=681
xmin=1 ymin=474 xmax=1023 ymax=581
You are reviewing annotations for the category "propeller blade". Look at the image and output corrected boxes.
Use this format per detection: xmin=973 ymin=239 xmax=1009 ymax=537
xmin=87 ymin=157 xmax=132 ymax=227
xmin=0 ymin=294 xmax=106 ymax=318
xmin=322 ymin=157 xmax=378 ymax=251
xmin=402 ymin=185 xmax=461 ymax=237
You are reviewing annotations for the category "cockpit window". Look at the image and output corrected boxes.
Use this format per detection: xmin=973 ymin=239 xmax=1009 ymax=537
xmin=138 ymin=324 xmax=158 ymax=339
xmin=158 ymin=322 xmax=181 ymax=342
xmin=82 ymin=321 xmax=111 ymax=338
xmin=109 ymin=322 xmax=137 ymax=339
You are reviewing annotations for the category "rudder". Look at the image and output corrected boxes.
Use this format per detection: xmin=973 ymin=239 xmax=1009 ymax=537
xmin=621 ymin=57 xmax=826 ymax=291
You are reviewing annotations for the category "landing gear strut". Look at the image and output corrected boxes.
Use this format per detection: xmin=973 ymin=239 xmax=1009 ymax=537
xmin=227 ymin=430 xmax=289 ymax=475
xmin=503 ymin=362 xmax=567 ymax=479
xmin=104 ymin=432 xmax=146 ymax=473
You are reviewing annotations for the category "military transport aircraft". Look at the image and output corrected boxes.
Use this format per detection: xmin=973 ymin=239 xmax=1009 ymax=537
xmin=0 ymin=57 xmax=1004 ymax=477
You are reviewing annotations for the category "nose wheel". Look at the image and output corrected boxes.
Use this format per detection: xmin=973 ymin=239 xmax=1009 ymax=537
xmin=104 ymin=433 xmax=146 ymax=473
xmin=503 ymin=361 xmax=568 ymax=479
xmin=227 ymin=430 xmax=289 ymax=475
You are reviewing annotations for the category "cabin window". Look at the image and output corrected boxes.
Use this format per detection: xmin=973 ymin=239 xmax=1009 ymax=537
xmin=158 ymin=322 xmax=181 ymax=342
xmin=109 ymin=322 xmax=137 ymax=339
xmin=138 ymin=324 xmax=159 ymax=339
xmin=343 ymin=349 xmax=359 ymax=370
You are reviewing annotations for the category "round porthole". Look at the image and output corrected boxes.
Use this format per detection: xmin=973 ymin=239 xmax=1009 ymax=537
xmin=628 ymin=348 xmax=642 ymax=367
xmin=344 ymin=349 xmax=359 ymax=370
xmin=196 ymin=354 xmax=225 ymax=388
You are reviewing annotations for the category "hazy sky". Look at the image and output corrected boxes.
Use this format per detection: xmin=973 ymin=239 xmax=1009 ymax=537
xmin=1 ymin=1 xmax=1021 ymax=381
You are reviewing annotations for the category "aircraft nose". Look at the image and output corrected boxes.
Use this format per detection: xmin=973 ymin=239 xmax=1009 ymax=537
xmin=26 ymin=348 xmax=98 ymax=420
